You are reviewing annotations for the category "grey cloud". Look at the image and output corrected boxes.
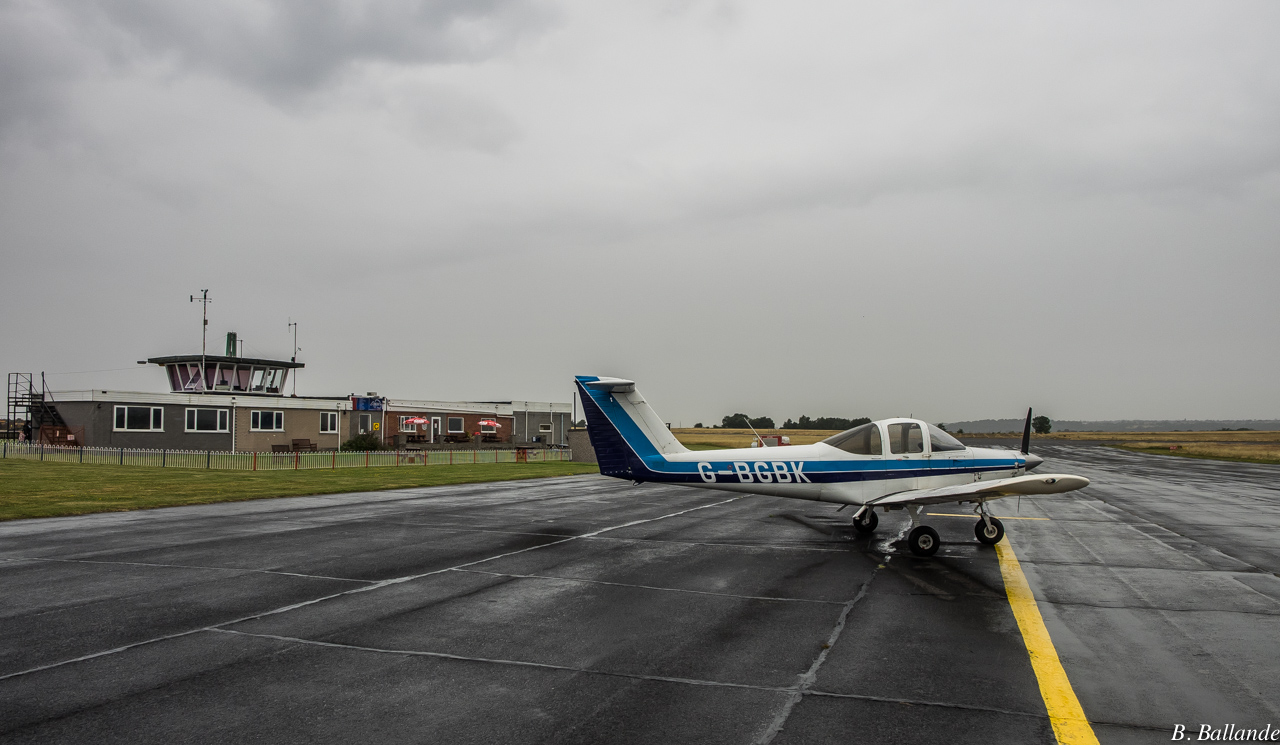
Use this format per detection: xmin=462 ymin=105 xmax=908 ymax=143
xmin=0 ymin=3 xmax=91 ymax=136
xmin=82 ymin=0 xmax=554 ymax=94
xmin=0 ymin=0 xmax=552 ymax=138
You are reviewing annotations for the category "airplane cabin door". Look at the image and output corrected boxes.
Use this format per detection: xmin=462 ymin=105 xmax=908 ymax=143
xmin=885 ymin=421 xmax=925 ymax=491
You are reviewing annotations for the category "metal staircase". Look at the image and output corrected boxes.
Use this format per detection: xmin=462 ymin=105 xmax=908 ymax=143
xmin=6 ymin=373 xmax=66 ymax=440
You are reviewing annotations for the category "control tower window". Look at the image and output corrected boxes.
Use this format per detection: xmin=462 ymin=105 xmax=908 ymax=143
xmin=887 ymin=422 xmax=923 ymax=454
xmin=823 ymin=422 xmax=883 ymax=456
xmin=928 ymin=424 xmax=966 ymax=452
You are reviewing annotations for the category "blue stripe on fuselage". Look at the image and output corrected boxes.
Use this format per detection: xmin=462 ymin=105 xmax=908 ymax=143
xmin=574 ymin=375 xmax=1022 ymax=484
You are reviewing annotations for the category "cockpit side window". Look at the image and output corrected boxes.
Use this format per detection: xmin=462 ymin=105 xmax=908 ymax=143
xmin=928 ymin=424 xmax=966 ymax=452
xmin=887 ymin=422 xmax=923 ymax=454
xmin=822 ymin=422 xmax=883 ymax=456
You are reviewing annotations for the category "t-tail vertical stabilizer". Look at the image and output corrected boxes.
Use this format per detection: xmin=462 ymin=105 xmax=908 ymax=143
xmin=575 ymin=376 xmax=686 ymax=481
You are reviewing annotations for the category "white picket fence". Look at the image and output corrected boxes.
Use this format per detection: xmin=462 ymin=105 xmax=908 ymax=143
xmin=0 ymin=442 xmax=573 ymax=471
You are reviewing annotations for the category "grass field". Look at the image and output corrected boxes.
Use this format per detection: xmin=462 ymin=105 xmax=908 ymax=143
xmin=958 ymin=430 xmax=1280 ymax=466
xmin=1109 ymin=442 xmax=1280 ymax=465
xmin=0 ymin=460 xmax=601 ymax=522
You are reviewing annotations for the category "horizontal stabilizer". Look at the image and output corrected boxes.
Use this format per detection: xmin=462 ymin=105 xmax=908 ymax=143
xmin=582 ymin=377 xmax=635 ymax=393
xmin=870 ymin=474 xmax=1090 ymax=507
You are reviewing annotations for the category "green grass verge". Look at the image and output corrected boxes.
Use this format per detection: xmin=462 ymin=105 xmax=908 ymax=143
xmin=0 ymin=460 xmax=602 ymax=521
xmin=1107 ymin=445 xmax=1280 ymax=466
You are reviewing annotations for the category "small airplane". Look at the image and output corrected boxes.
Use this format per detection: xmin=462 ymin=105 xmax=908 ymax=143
xmin=574 ymin=376 xmax=1090 ymax=556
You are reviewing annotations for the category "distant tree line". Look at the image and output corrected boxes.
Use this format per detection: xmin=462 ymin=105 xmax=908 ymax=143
xmin=718 ymin=413 xmax=776 ymax=429
xmin=782 ymin=415 xmax=870 ymax=431
xmin=699 ymin=414 xmax=871 ymax=430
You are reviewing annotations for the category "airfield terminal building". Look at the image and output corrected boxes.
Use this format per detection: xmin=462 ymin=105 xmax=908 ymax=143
xmin=11 ymin=343 xmax=571 ymax=452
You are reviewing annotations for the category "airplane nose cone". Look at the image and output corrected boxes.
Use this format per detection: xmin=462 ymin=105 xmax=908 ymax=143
xmin=1024 ymin=453 xmax=1044 ymax=471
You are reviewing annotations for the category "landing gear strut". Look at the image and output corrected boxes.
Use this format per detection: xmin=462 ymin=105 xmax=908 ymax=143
xmin=852 ymin=508 xmax=878 ymax=534
xmin=907 ymin=525 xmax=940 ymax=557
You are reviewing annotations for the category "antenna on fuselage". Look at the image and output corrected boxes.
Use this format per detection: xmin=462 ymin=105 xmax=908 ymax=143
xmin=1020 ymin=408 xmax=1033 ymax=454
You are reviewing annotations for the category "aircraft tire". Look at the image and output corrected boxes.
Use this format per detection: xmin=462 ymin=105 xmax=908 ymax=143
xmin=853 ymin=510 xmax=878 ymax=534
xmin=907 ymin=526 xmax=940 ymax=557
xmin=974 ymin=517 xmax=1005 ymax=545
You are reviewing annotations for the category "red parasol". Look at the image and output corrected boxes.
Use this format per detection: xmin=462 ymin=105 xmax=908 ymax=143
xmin=478 ymin=419 xmax=502 ymax=428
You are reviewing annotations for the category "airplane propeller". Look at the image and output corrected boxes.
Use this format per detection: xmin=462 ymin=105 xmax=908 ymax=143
xmin=1021 ymin=408 xmax=1044 ymax=471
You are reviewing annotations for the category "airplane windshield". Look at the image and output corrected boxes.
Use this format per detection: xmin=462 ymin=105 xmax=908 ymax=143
xmin=928 ymin=424 xmax=966 ymax=452
xmin=823 ymin=422 xmax=882 ymax=456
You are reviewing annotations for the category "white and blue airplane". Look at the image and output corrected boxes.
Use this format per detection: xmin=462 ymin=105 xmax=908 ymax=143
xmin=575 ymin=376 xmax=1090 ymax=556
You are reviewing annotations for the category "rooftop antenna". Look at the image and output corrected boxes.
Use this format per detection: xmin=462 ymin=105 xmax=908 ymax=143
xmin=288 ymin=319 xmax=300 ymax=396
xmin=190 ymin=290 xmax=211 ymax=392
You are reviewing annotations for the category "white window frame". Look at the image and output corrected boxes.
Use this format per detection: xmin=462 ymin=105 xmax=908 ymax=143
xmin=250 ymin=410 xmax=285 ymax=432
xmin=399 ymin=416 xmax=417 ymax=433
xmin=359 ymin=413 xmax=371 ymax=433
xmin=113 ymin=405 xmax=164 ymax=432
xmin=320 ymin=412 xmax=338 ymax=433
xmin=185 ymin=408 xmax=230 ymax=433
xmin=539 ymin=423 xmax=553 ymax=433
xmin=480 ymin=421 xmax=497 ymax=434
xmin=447 ymin=417 xmax=465 ymax=434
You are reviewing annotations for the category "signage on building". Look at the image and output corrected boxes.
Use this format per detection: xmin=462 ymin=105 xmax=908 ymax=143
xmin=352 ymin=397 xmax=384 ymax=411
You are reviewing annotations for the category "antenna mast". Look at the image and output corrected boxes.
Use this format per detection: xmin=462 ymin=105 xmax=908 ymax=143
xmin=288 ymin=319 xmax=300 ymax=396
xmin=190 ymin=290 xmax=211 ymax=392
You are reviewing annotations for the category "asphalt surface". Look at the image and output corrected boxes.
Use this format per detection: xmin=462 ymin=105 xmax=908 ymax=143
xmin=1 ymin=446 xmax=1277 ymax=744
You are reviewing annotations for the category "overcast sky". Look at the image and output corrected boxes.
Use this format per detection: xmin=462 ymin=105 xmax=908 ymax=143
xmin=2 ymin=1 xmax=1278 ymax=425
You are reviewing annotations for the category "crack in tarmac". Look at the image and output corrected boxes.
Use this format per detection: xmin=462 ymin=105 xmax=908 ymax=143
xmin=754 ymin=563 xmax=882 ymax=745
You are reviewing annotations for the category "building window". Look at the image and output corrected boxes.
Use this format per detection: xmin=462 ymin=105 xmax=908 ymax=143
xmin=480 ymin=421 xmax=496 ymax=434
xmin=539 ymin=423 xmax=553 ymax=433
xmin=250 ymin=411 xmax=284 ymax=431
xmin=114 ymin=406 xmax=163 ymax=432
xmin=185 ymin=408 xmax=229 ymax=433
xmin=320 ymin=412 xmax=338 ymax=433
xmin=447 ymin=417 xmax=464 ymax=433
xmin=399 ymin=416 xmax=417 ymax=432
xmin=359 ymin=414 xmax=371 ymax=433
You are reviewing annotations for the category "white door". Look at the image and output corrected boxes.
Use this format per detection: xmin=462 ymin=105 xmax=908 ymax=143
xmin=885 ymin=421 xmax=925 ymax=491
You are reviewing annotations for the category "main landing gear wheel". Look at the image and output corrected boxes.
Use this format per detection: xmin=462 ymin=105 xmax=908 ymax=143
xmin=853 ymin=510 xmax=878 ymax=534
xmin=975 ymin=517 xmax=1005 ymax=545
xmin=907 ymin=525 xmax=940 ymax=557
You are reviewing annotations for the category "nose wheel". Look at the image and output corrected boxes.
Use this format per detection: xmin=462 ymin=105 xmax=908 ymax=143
xmin=907 ymin=525 xmax=940 ymax=556
xmin=975 ymin=516 xmax=1005 ymax=545
xmin=853 ymin=509 xmax=878 ymax=534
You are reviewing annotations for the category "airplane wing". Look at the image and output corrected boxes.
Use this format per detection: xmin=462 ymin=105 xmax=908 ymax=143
xmin=867 ymin=473 xmax=1090 ymax=507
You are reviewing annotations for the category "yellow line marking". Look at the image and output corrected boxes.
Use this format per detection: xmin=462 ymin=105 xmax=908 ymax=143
xmin=996 ymin=538 xmax=1099 ymax=745
xmin=926 ymin=513 xmax=1050 ymax=520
